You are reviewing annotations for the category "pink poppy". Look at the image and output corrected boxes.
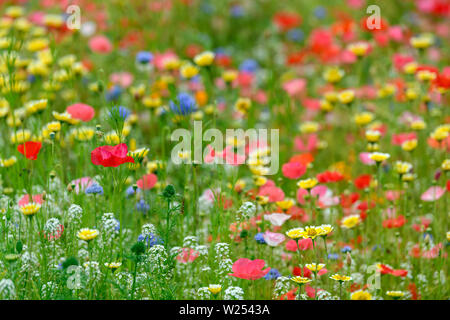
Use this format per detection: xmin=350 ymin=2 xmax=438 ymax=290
xmin=285 ymin=238 xmax=313 ymax=251
xmin=89 ymin=35 xmax=113 ymax=54
xmin=137 ymin=174 xmax=158 ymax=190
xmin=282 ymin=161 xmax=306 ymax=179
xmin=392 ymin=132 xmax=417 ymax=146
xmin=110 ymin=72 xmax=134 ymax=88
xmin=153 ymin=51 xmax=178 ymax=70
xmin=359 ymin=152 xmax=375 ymax=165
xmin=282 ymin=78 xmax=306 ymax=97
xmin=228 ymin=258 xmax=270 ymax=280
xmin=176 ymin=248 xmax=199 ymax=263
xmin=264 ymin=213 xmax=291 ymax=226
xmin=69 ymin=177 xmax=94 ymax=194
xmin=66 ymin=103 xmax=95 ymax=122
xmin=295 ymin=134 xmax=318 ymax=152
xmin=258 ymin=185 xmax=285 ymax=202
xmin=421 ymin=186 xmax=445 ymax=201
xmin=263 ymin=231 xmax=286 ymax=247
xmin=18 ymin=194 xmax=44 ymax=207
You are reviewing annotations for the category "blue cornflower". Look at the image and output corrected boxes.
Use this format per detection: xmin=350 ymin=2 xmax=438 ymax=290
xmin=136 ymin=51 xmax=153 ymax=64
xmin=341 ymin=246 xmax=352 ymax=253
xmin=109 ymin=105 xmax=130 ymax=120
xmin=138 ymin=233 xmax=163 ymax=248
xmin=287 ymin=28 xmax=304 ymax=43
xmin=170 ymin=92 xmax=197 ymax=115
xmin=230 ymin=5 xmax=245 ymax=18
xmin=85 ymin=183 xmax=104 ymax=195
xmin=254 ymin=232 xmax=266 ymax=244
xmin=264 ymin=268 xmax=281 ymax=280
xmin=126 ymin=185 xmax=141 ymax=198
xmin=314 ymin=6 xmax=327 ymax=19
xmin=136 ymin=199 xmax=150 ymax=213
xmin=105 ymin=85 xmax=122 ymax=101
xmin=328 ymin=253 xmax=340 ymax=260
xmin=239 ymin=59 xmax=259 ymax=73
xmin=114 ymin=218 xmax=120 ymax=232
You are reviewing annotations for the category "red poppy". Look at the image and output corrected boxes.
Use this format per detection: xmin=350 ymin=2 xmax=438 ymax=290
xmin=354 ymin=174 xmax=371 ymax=189
xmin=91 ymin=143 xmax=134 ymax=167
xmin=258 ymin=185 xmax=285 ymax=202
xmin=137 ymin=173 xmax=158 ymax=190
xmin=273 ymin=12 xmax=302 ymax=31
xmin=382 ymin=215 xmax=406 ymax=228
xmin=17 ymin=141 xmax=42 ymax=160
xmin=317 ymin=171 xmax=344 ymax=183
xmin=66 ymin=103 xmax=95 ymax=122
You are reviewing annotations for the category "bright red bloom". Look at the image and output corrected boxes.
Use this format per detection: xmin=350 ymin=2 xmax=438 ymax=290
xmin=382 ymin=215 xmax=406 ymax=228
xmin=91 ymin=143 xmax=134 ymax=167
xmin=354 ymin=174 xmax=371 ymax=189
xmin=317 ymin=171 xmax=344 ymax=183
xmin=378 ymin=264 xmax=408 ymax=277
xmin=228 ymin=258 xmax=270 ymax=280
xmin=17 ymin=141 xmax=42 ymax=160
xmin=273 ymin=12 xmax=302 ymax=31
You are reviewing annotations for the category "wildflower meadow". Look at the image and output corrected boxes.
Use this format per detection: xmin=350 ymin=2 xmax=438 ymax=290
xmin=0 ymin=0 xmax=448 ymax=302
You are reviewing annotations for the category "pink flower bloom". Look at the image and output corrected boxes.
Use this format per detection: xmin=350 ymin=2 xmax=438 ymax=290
xmin=137 ymin=174 xmax=158 ymax=190
xmin=69 ymin=177 xmax=94 ymax=194
xmin=285 ymin=238 xmax=313 ymax=251
xmin=228 ymin=258 xmax=270 ymax=280
xmin=263 ymin=231 xmax=286 ymax=247
xmin=89 ymin=35 xmax=113 ymax=54
xmin=392 ymin=132 xmax=417 ymax=146
xmin=359 ymin=152 xmax=375 ymax=165
xmin=282 ymin=161 xmax=306 ymax=179
xmin=110 ymin=72 xmax=134 ymax=88
xmin=176 ymin=248 xmax=199 ymax=263
xmin=258 ymin=185 xmax=285 ymax=202
xmin=264 ymin=213 xmax=291 ymax=227
xmin=18 ymin=194 xmax=44 ymax=207
xmin=66 ymin=103 xmax=95 ymax=122
xmin=294 ymin=134 xmax=318 ymax=152
xmin=282 ymin=78 xmax=306 ymax=97
xmin=421 ymin=186 xmax=445 ymax=202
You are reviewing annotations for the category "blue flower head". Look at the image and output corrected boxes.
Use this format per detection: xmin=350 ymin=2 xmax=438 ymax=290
xmin=264 ymin=268 xmax=281 ymax=280
xmin=135 ymin=199 xmax=150 ymax=213
xmin=85 ymin=183 xmax=104 ymax=195
xmin=105 ymin=85 xmax=122 ymax=101
xmin=138 ymin=233 xmax=163 ymax=248
xmin=254 ymin=232 xmax=266 ymax=244
xmin=328 ymin=253 xmax=339 ymax=260
xmin=126 ymin=185 xmax=141 ymax=198
xmin=341 ymin=246 xmax=352 ymax=253
xmin=170 ymin=92 xmax=197 ymax=115
xmin=239 ymin=59 xmax=259 ymax=73
xmin=314 ymin=6 xmax=327 ymax=19
xmin=114 ymin=218 xmax=120 ymax=232
xmin=287 ymin=28 xmax=304 ymax=43
xmin=230 ymin=5 xmax=245 ymax=18
xmin=109 ymin=105 xmax=130 ymax=120
xmin=136 ymin=51 xmax=153 ymax=64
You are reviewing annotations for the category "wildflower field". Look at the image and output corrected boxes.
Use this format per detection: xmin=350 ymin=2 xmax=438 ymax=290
xmin=0 ymin=0 xmax=449 ymax=301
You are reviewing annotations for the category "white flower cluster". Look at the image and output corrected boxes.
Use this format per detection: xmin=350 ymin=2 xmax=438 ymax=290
xmin=223 ymin=286 xmax=244 ymax=300
xmin=214 ymin=242 xmax=230 ymax=260
xmin=273 ymin=276 xmax=291 ymax=298
xmin=67 ymin=204 xmax=83 ymax=225
xmin=237 ymin=201 xmax=256 ymax=221
xmin=0 ymin=279 xmax=15 ymax=299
